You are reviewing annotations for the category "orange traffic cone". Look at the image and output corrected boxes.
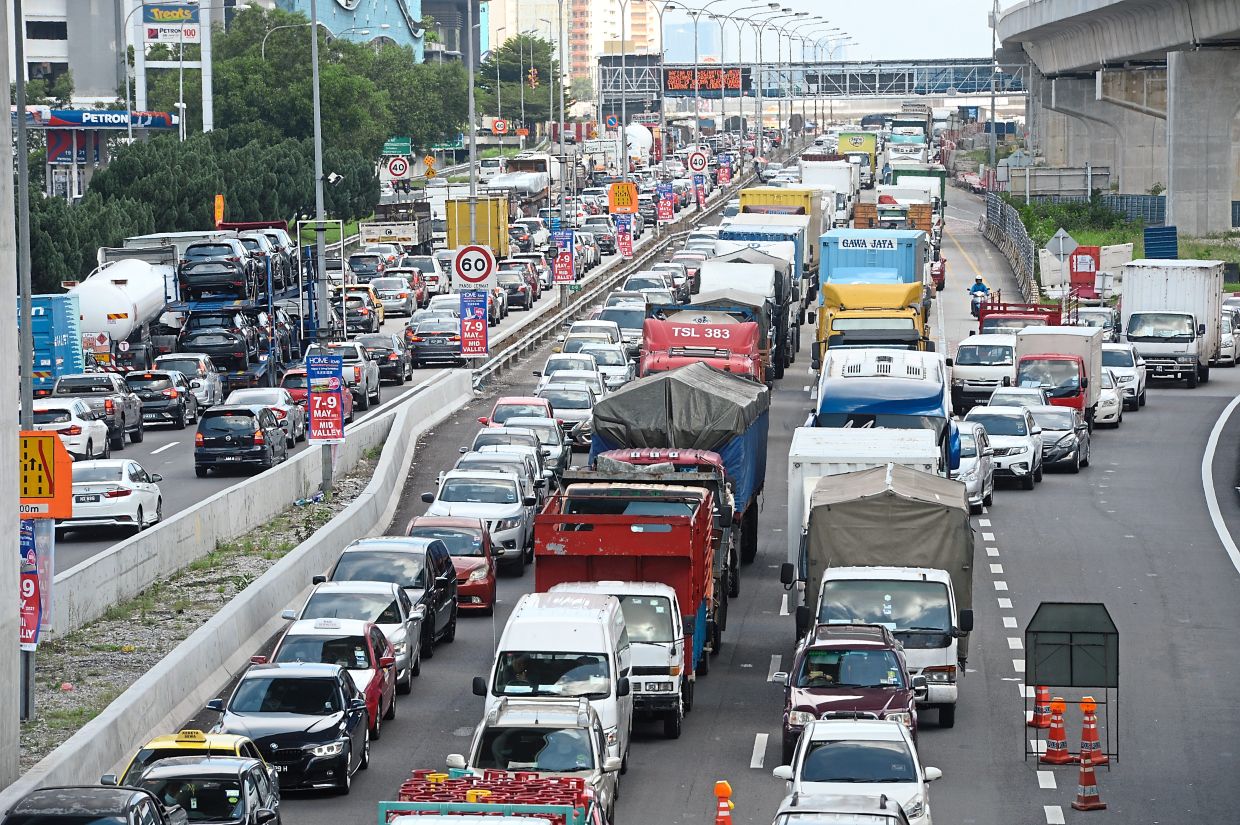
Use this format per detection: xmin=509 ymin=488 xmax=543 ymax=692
xmin=1027 ymin=685 xmax=1051 ymax=729
xmin=1039 ymin=697 xmax=1074 ymax=765
xmin=1071 ymin=752 xmax=1107 ymax=811
xmin=1077 ymin=695 xmax=1108 ymax=765
xmin=713 ymin=780 xmax=734 ymax=825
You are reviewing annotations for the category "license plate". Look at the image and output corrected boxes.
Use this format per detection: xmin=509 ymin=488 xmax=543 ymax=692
xmin=143 ymin=413 xmax=161 ymax=421
xmin=276 ymin=765 xmax=288 ymax=773
xmin=220 ymin=455 xmax=242 ymax=462
xmin=75 ymin=494 xmax=100 ymax=503
xmin=1155 ymin=366 xmax=1166 ymax=373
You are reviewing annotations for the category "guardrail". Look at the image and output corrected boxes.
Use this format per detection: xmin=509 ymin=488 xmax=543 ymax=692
xmin=982 ymin=191 xmax=1040 ymax=302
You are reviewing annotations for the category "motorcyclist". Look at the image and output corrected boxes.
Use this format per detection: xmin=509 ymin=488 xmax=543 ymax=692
xmin=967 ymin=275 xmax=991 ymax=298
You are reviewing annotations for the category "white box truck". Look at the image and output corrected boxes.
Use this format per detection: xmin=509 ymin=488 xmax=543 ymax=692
xmin=1015 ymin=326 xmax=1104 ymax=424
xmin=1121 ymin=259 xmax=1224 ymax=387
xmin=800 ymin=158 xmax=857 ymax=227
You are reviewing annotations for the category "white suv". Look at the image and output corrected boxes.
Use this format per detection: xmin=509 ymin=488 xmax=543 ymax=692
xmin=963 ymin=405 xmax=1043 ymax=490
xmin=1102 ymin=342 xmax=1146 ymax=410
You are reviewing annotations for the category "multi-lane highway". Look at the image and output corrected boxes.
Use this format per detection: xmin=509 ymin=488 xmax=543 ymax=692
xmin=209 ymin=189 xmax=1240 ymax=825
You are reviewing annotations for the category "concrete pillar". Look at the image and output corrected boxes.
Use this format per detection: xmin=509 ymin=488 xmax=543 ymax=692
xmin=1047 ymin=75 xmax=1166 ymax=194
xmin=1166 ymin=49 xmax=1240 ymax=235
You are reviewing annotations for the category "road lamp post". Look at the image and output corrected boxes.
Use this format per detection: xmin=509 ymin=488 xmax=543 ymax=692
xmin=772 ymin=16 xmax=806 ymax=143
xmin=495 ymin=26 xmax=506 ymax=143
xmin=751 ymin=9 xmax=800 ymax=157
xmin=800 ymin=25 xmax=839 ymax=132
xmin=616 ymin=0 xmax=632 ymax=180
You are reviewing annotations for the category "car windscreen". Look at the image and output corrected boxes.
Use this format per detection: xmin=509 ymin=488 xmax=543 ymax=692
xmin=580 ymin=347 xmax=626 ymax=366
xmin=624 ymin=277 xmax=665 ymax=291
xmin=1032 ymin=409 xmax=1076 ymax=431
xmin=281 ymin=373 xmax=307 ymax=389
xmin=198 ymin=413 xmax=257 ymax=434
xmin=492 ymin=404 xmax=548 ymax=424
xmin=356 ymin=335 xmax=394 ymax=350
xmin=545 ymin=357 xmax=592 ymax=374
xmin=989 ymin=391 xmax=1040 ymax=407
xmin=371 ymin=278 xmax=405 ymax=291
xmin=303 ymin=592 xmax=401 ymax=624
xmin=137 ymin=777 xmax=244 ymax=822
xmin=55 ymin=377 xmax=114 ymax=393
xmin=473 ymin=432 xmax=541 ymax=451
xmin=185 ymin=244 xmax=236 ymax=259
xmin=157 ymin=358 xmax=206 ymax=377
xmin=274 ymin=634 xmax=373 ymax=670
xmin=438 ymin=479 xmax=518 ymax=504
xmin=474 ymin=726 xmax=594 ymax=772
xmin=333 ymin=550 xmax=425 ymax=589
xmin=1102 ymin=349 xmax=1134 ymax=368
xmin=186 ymin=314 xmax=237 ymax=330
xmin=599 ymin=308 xmax=645 ymax=331
xmin=73 ymin=466 xmax=125 ymax=483
xmin=326 ymin=346 xmax=363 ymax=363
xmin=407 ymin=527 xmax=485 ymax=557
xmin=539 ymin=389 xmax=592 ymax=410
xmin=493 ymin=651 xmax=611 ymax=699
xmin=954 ymin=344 xmax=1013 ymax=366
xmin=800 ymin=740 xmax=917 ymax=784
xmin=498 ymin=273 xmax=524 ymax=286
xmin=967 ymin=413 xmax=1027 ymax=436
xmin=796 ymin=648 xmax=905 ymax=689
xmin=34 ymin=408 xmax=73 ymax=424
xmin=229 ymin=676 xmax=341 ymax=714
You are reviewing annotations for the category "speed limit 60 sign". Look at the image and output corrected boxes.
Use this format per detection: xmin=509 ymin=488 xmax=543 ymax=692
xmin=452 ymin=244 xmax=497 ymax=290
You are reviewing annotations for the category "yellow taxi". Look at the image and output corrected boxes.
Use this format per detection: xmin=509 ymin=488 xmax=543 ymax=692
xmin=104 ymin=729 xmax=272 ymax=787
xmin=342 ymin=283 xmax=386 ymax=325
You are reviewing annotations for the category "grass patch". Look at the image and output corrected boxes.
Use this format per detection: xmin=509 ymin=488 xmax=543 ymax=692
xmin=298 ymin=217 xmax=369 ymax=245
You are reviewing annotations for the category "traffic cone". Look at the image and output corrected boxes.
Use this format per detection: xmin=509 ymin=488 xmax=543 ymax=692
xmin=1071 ymin=752 xmax=1107 ymax=811
xmin=1039 ymin=697 xmax=1075 ymax=765
xmin=1027 ymin=685 xmax=1051 ymax=729
xmin=1077 ymin=695 xmax=1108 ymax=766
xmin=714 ymin=780 xmax=733 ymax=825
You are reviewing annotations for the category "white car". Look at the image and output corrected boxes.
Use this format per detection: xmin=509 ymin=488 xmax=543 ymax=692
xmin=1095 ymin=369 xmax=1123 ymax=427
xmin=513 ymin=217 xmax=551 ymax=250
xmin=1220 ymin=313 xmax=1238 ymax=367
xmin=537 ymin=384 xmax=598 ymax=448
xmin=421 ymin=470 xmax=537 ymax=563
xmin=534 ymin=369 xmax=607 ymax=398
xmin=34 ymin=398 xmax=110 ymax=461
xmin=773 ymin=719 xmax=940 ymax=825
xmin=58 ymin=459 xmax=163 ymax=534
xmin=579 ymin=344 xmax=635 ymax=390
xmin=963 ymin=405 xmax=1043 ymax=490
xmin=986 ymin=386 xmax=1048 ymax=408
xmin=154 ymin=353 xmax=225 ymax=408
xmin=225 ymin=387 xmax=307 ymax=447
xmin=1101 ymin=343 xmax=1146 ymax=410
xmin=953 ymin=420 xmax=995 ymax=515
xmin=535 ymin=353 xmax=599 ymax=387
xmin=406 ymin=254 xmax=450 ymax=296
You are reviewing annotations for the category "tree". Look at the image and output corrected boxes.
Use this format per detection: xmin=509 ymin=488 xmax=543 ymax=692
xmin=476 ymin=34 xmax=572 ymax=128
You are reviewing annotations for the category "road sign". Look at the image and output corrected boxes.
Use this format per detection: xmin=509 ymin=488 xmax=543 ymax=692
xmin=657 ymin=196 xmax=674 ymax=222
xmin=608 ymin=182 xmax=639 ymax=215
xmin=687 ymin=151 xmax=708 ymax=173
xmin=460 ymin=291 xmax=490 ymax=356
xmin=19 ymin=431 xmax=72 ymax=519
xmin=214 ymin=193 xmax=225 ymax=227
xmin=516 ymin=127 xmax=529 ymax=137
xmin=615 ymin=216 xmax=633 ymax=258
xmin=387 ymin=156 xmax=411 ymax=179
xmin=453 ymin=244 xmax=497 ymax=290
xmin=306 ymin=354 xmax=346 ymax=444
xmin=693 ymin=173 xmax=707 ymax=208
xmin=383 ymin=137 xmax=412 ymax=155
xmin=1048 ymin=228 xmax=1078 ymax=263
xmin=493 ymin=118 xmax=509 ymax=135
xmin=553 ymin=231 xmax=575 ymax=283
xmin=605 ymin=114 xmax=619 ymax=129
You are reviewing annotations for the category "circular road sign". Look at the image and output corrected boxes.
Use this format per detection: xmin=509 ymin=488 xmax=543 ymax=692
xmin=605 ymin=114 xmax=619 ymax=129
xmin=688 ymin=151 xmax=708 ymax=173
xmin=386 ymin=156 xmax=410 ymax=178
xmin=454 ymin=245 xmax=497 ymax=285
xmin=493 ymin=119 xmax=509 ymax=135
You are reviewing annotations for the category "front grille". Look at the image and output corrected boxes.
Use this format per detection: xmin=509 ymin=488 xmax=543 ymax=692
xmin=632 ymin=666 xmax=670 ymax=676
xmin=268 ymin=748 xmax=305 ymax=764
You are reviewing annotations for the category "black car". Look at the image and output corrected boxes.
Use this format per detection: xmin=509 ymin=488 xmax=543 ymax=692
xmin=207 ymin=663 xmax=369 ymax=795
xmin=508 ymin=224 xmax=533 ymax=253
xmin=0 ymin=786 xmax=189 ymax=825
xmin=180 ymin=240 xmax=256 ymax=301
xmin=325 ymin=536 xmax=458 ymax=659
xmin=497 ymin=270 xmax=532 ymax=310
xmin=408 ymin=320 xmax=463 ymax=368
xmin=355 ymin=333 xmax=413 ymax=385
xmin=194 ymin=405 xmax=289 ymax=477
xmin=181 ymin=310 xmax=260 ymax=358
xmin=180 ymin=331 xmax=252 ymax=372
xmin=127 ymin=370 xmax=200 ymax=429
xmin=133 ymin=756 xmax=281 ymax=825
xmin=343 ymin=295 xmax=381 ymax=334
xmin=347 ymin=253 xmax=384 ymax=283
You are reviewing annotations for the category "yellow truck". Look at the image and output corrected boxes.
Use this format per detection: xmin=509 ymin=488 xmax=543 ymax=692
xmin=837 ymin=132 xmax=878 ymax=188
xmin=737 ymin=186 xmax=825 ymax=277
xmin=446 ymin=196 xmax=510 ymax=257
xmin=814 ymin=281 xmax=933 ymax=363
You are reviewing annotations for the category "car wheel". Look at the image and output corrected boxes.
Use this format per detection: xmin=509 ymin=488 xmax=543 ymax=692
xmin=286 ymin=431 xmax=296 ymax=448
xmin=195 ymin=466 xmax=208 ymax=478
xmin=983 ymin=489 xmax=993 ymax=507
xmin=1081 ymin=443 xmax=1091 ymax=467
xmin=398 ymin=661 xmax=413 ymax=694
xmin=1139 ymin=389 xmax=1147 ymax=407
xmin=130 ymin=419 xmax=144 ymax=444
xmin=153 ymin=498 xmax=162 ymax=526
xmin=132 ymin=506 xmax=144 ymax=535
xmin=85 ymin=440 xmax=94 ymax=460
xmin=1021 ymin=473 xmax=1035 ymax=490
xmin=1033 ymin=462 xmax=1043 ymax=483
xmin=110 ymin=425 xmax=125 ymax=452
xmin=359 ymin=728 xmax=370 ymax=770
xmin=1069 ymin=452 xmax=1080 ymax=474
xmin=371 ymin=709 xmax=381 ymax=740
xmin=1116 ymin=411 xmax=1123 ymax=427
xmin=189 ymin=401 xmax=199 ymax=425
xmin=174 ymin=409 xmax=187 ymax=429
xmin=384 ymin=693 xmax=396 ymax=721
xmin=357 ymin=391 xmax=370 ymax=411
xmin=370 ymin=384 xmax=381 ymax=405
xmin=410 ymin=645 xmax=422 ymax=677
xmin=395 ymin=367 xmax=405 ymax=386
xmin=442 ymin=605 xmax=458 ymax=643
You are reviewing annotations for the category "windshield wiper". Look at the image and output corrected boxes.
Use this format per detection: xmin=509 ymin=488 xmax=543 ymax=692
xmin=902 ymin=626 xmax=948 ymax=632
xmin=631 ymin=639 xmax=674 ymax=646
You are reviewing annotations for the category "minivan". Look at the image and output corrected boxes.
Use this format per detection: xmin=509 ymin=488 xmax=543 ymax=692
xmin=472 ymin=592 xmax=634 ymax=769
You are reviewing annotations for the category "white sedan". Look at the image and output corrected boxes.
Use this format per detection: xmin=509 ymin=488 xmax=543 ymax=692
xmin=1095 ymin=369 xmax=1123 ymax=427
xmin=58 ymin=460 xmax=163 ymax=534
xmin=34 ymin=398 xmax=110 ymax=461
xmin=225 ymin=388 xmax=307 ymax=447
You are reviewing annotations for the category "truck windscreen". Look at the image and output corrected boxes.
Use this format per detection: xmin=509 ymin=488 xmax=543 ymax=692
xmin=818 ymin=579 xmax=951 ymax=649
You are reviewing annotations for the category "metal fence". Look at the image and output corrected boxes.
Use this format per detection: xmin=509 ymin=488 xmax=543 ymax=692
xmin=983 ymin=192 xmax=1039 ymax=302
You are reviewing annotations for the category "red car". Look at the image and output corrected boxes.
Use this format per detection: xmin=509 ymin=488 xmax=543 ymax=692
xmin=478 ymin=396 xmax=553 ymax=427
xmin=405 ymin=516 xmax=498 ymax=614
xmin=257 ymin=617 xmax=397 ymax=739
xmin=280 ymin=368 xmax=355 ymax=423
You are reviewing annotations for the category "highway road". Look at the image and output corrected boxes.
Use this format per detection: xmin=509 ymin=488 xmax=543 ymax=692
xmin=221 ymin=188 xmax=1240 ymax=824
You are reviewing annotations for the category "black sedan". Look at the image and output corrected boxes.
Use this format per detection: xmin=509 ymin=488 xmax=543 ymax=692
xmin=343 ymin=296 xmax=381 ymax=335
xmin=407 ymin=319 xmax=463 ymax=368
xmin=497 ymin=270 xmax=532 ymax=310
xmin=127 ymin=370 xmax=200 ymax=429
xmin=207 ymin=663 xmax=369 ymax=795
xmin=194 ymin=405 xmax=289 ymax=477
xmin=356 ymin=333 xmax=413 ymax=385
xmin=0 ymin=786 xmax=188 ymax=825
xmin=134 ymin=756 xmax=281 ymax=825
xmin=508 ymin=225 xmax=533 ymax=253
xmin=179 ymin=331 xmax=251 ymax=372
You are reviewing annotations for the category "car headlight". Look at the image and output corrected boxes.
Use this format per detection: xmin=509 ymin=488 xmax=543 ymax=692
xmin=1116 ymin=374 xmax=1134 ymax=383
xmin=1011 ymin=445 xmax=1028 ymax=454
xmin=1101 ymin=397 xmax=1118 ymax=407
xmin=903 ymin=796 xmax=925 ymax=819
xmin=604 ymin=726 xmax=619 ymax=747
xmin=787 ymin=710 xmax=816 ymax=727
xmin=961 ymin=468 xmax=978 ymax=482
xmin=309 ymin=741 xmax=345 ymax=757
xmin=393 ymin=641 xmax=407 ymax=655
xmin=467 ymin=565 xmax=490 ymax=583
xmin=884 ymin=711 xmax=913 ymax=727
xmin=494 ymin=517 xmax=522 ymax=531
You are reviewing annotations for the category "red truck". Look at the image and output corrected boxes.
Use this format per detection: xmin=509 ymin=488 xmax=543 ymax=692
xmin=638 ymin=318 xmax=764 ymax=382
xmin=977 ymin=293 xmax=1064 ymax=335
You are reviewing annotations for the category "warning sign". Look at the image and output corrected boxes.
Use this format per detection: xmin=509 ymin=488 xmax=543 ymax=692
xmin=19 ymin=432 xmax=72 ymax=519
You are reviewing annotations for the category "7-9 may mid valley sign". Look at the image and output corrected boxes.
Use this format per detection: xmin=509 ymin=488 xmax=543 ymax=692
xmin=306 ymin=354 xmax=346 ymax=444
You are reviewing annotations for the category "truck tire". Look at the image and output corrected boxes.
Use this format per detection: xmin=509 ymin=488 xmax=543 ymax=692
xmin=110 ymin=425 xmax=126 ymax=452
xmin=740 ymin=508 xmax=759 ymax=564
xmin=728 ymin=559 xmax=740 ymax=598
xmin=682 ymin=678 xmax=694 ymax=713
xmin=663 ymin=710 xmax=682 ymax=739
xmin=771 ymin=357 xmax=785 ymax=380
xmin=938 ymin=703 xmax=957 ymax=728
xmin=129 ymin=419 xmax=144 ymax=444
xmin=1187 ymin=369 xmax=1199 ymax=388
xmin=1200 ymin=365 xmax=1211 ymax=384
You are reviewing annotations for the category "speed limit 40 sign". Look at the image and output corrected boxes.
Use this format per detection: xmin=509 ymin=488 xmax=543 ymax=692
xmin=387 ymin=156 xmax=411 ymax=179
xmin=452 ymin=244 xmax=497 ymax=290
xmin=687 ymin=151 xmax=708 ymax=173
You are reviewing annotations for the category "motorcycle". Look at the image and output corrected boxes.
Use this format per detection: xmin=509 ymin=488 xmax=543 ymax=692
xmin=969 ymin=289 xmax=990 ymax=318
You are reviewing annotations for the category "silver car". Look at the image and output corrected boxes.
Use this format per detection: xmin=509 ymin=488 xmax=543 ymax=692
xmin=371 ymin=275 xmax=416 ymax=316
xmin=225 ymin=387 xmax=307 ymax=447
xmin=154 ymin=353 xmax=225 ymax=408
xmin=953 ymin=421 xmax=995 ymax=515
xmin=536 ymin=383 xmax=597 ymax=449
xmin=282 ymin=580 xmax=424 ymax=693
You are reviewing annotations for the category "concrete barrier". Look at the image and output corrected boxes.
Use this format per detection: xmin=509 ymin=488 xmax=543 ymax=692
xmin=0 ymin=369 xmax=474 ymax=806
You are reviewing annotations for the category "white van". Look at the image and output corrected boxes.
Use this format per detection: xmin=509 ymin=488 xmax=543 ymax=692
xmin=949 ymin=333 xmax=1017 ymax=411
xmin=473 ymin=592 xmax=634 ymax=767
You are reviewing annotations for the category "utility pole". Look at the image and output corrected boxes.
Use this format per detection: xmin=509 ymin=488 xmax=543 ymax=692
xmin=989 ymin=0 xmax=998 ymax=176
xmin=468 ymin=0 xmax=479 ymax=243
xmin=308 ymin=0 xmax=333 ymax=492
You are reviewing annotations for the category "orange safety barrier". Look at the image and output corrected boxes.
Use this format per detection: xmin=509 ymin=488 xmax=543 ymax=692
xmin=1027 ymin=685 xmax=1051 ymax=729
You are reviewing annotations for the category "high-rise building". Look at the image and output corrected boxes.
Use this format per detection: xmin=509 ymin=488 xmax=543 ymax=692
xmin=568 ymin=0 xmax=590 ymax=81
xmin=662 ymin=20 xmax=719 ymax=63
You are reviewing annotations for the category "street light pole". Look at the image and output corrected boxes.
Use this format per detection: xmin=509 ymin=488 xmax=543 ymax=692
xmin=467 ymin=0 xmax=478 ymax=243
xmin=618 ymin=0 xmax=630 ymax=181
xmin=307 ymin=0 xmax=334 ymax=490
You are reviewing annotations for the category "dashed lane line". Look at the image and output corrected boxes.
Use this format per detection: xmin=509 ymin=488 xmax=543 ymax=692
xmin=990 ymin=563 xmax=1004 ymax=574
xmin=767 ymin=654 xmax=782 ymax=683
xmin=779 ymin=594 xmax=790 ymax=616
xmin=1044 ymin=805 xmax=1066 ymax=825
xmin=750 ymin=733 xmax=769 ymax=769
xmin=998 ymin=597 xmax=1013 ymax=609
xmin=1003 ymin=616 xmax=1018 ymax=629
xmin=1037 ymin=771 xmax=1057 ymax=790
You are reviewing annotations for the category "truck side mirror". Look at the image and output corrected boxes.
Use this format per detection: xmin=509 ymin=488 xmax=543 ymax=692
xmin=1080 ymin=377 xmax=1089 ymax=389
xmin=795 ymin=605 xmax=812 ymax=639
xmin=616 ymin=677 xmax=631 ymax=697
xmin=1002 ymin=376 xmax=1012 ymax=387
xmin=912 ymin=675 xmax=929 ymax=700
xmin=958 ymin=608 xmax=975 ymax=633
xmin=944 ymin=357 xmax=953 ymax=367
xmin=779 ymin=562 xmax=795 ymax=586
xmin=472 ymin=676 xmax=487 ymax=696
xmin=1199 ymin=323 xmax=1207 ymax=336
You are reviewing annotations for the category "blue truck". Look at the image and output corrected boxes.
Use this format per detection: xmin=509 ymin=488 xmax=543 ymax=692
xmin=24 ymin=294 xmax=85 ymax=396
xmin=820 ymin=228 xmax=927 ymax=293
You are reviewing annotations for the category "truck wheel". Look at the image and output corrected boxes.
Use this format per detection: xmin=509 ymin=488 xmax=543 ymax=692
xmin=1200 ymin=365 xmax=1211 ymax=384
xmin=1187 ymin=369 xmax=1199 ymax=388
xmin=682 ymin=678 xmax=694 ymax=713
xmin=697 ymin=647 xmax=709 ymax=676
xmin=710 ymin=619 xmax=721 ymax=656
xmin=740 ymin=508 xmax=759 ymax=564
xmin=728 ymin=564 xmax=740 ymax=598
xmin=938 ymin=704 xmax=957 ymax=728
xmin=771 ymin=359 xmax=785 ymax=380
xmin=663 ymin=710 xmax=682 ymax=739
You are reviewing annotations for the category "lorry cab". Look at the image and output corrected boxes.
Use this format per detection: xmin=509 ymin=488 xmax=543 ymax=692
xmin=1014 ymin=326 xmax=1103 ymax=423
xmin=638 ymin=318 xmax=763 ymax=382
xmin=474 ymin=592 xmax=633 ymax=767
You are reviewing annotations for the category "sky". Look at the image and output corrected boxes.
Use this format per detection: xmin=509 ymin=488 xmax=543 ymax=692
xmin=663 ymin=0 xmax=1000 ymax=63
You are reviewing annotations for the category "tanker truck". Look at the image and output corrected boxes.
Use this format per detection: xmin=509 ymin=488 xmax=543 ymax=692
xmin=72 ymin=252 xmax=179 ymax=372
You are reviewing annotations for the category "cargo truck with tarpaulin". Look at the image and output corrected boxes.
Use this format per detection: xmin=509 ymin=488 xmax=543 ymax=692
xmin=780 ymin=463 xmax=975 ymax=728
xmin=650 ymin=288 xmax=773 ymax=379
xmin=724 ymin=212 xmax=819 ymax=290
xmin=591 ymin=362 xmax=769 ymax=566
xmin=697 ymin=252 xmax=795 ymax=378
xmin=715 ymin=225 xmax=809 ymax=309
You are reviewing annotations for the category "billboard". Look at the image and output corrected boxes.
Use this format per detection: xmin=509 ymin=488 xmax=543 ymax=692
xmin=143 ymin=3 xmax=201 ymax=44
xmin=663 ymin=67 xmax=750 ymax=98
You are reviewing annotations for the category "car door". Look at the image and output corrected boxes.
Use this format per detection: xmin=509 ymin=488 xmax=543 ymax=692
xmin=338 ymin=675 xmax=366 ymax=766
xmin=127 ymin=462 xmax=157 ymax=515
xmin=369 ymin=625 xmax=395 ymax=709
xmin=261 ymin=410 xmax=285 ymax=460
xmin=249 ymin=763 xmax=280 ymax=817
xmin=975 ymin=427 xmax=994 ymax=489
xmin=397 ymin=586 xmax=423 ymax=659
xmin=431 ymin=544 xmax=456 ymax=632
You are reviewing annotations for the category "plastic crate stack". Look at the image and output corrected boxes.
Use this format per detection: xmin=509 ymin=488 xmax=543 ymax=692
xmin=391 ymin=770 xmax=593 ymax=824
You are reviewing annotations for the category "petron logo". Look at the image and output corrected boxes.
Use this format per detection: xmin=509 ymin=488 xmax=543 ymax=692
xmin=81 ymin=111 xmax=130 ymax=125
xmin=840 ymin=238 xmax=896 ymax=249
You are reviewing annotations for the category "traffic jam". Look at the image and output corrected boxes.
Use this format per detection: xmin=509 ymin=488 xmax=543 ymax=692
xmin=15 ymin=109 xmax=1206 ymax=825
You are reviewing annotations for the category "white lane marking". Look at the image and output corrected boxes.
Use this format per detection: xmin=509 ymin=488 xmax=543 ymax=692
xmin=1030 ymin=739 xmax=1048 ymax=755
xmin=780 ymin=594 xmax=790 ymax=616
xmin=750 ymin=733 xmax=769 ymax=769
xmin=986 ymin=546 xmax=1000 ymax=556
xmin=1003 ymin=616 xmax=1018 ymax=629
xmin=990 ymin=563 xmax=1004 ymax=574
xmin=768 ymin=655 xmax=783 ymax=682
xmin=998 ymin=597 xmax=1013 ymax=609
xmin=1203 ymin=392 xmax=1240 ymax=577
xmin=151 ymin=441 xmax=180 ymax=455
xmin=1044 ymin=805 xmax=1065 ymax=824
xmin=982 ymin=531 xmax=996 ymax=541
xmin=1038 ymin=771 xmax=1057 ymax=789
xmin=802 ymin=385 xmax=811 ymax=393
xmin=994 ymin=580 xmax=1009 ymax=591
xmin=1013 ymin=658 xmax=1026 ymax=673
xmin=1007 ymin=637 xmax=1023 ymax=650
xmin=1019 ymin=683 xmax=1034 ymax=698
xmin=978 ymin=518 xmax=991 ymax=527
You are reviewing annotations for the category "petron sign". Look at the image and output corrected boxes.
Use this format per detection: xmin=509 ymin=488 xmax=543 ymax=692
xmin=664 ymin=67 xmax=751 ymax=97
xmin=34 ymin=110 xmax=178 ymax=130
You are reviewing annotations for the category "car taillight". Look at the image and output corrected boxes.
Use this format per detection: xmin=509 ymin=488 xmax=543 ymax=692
xmin=104 ymin=488 xmax=132 ymax=498
xmin=227 ymin=256 xmax=241 ymax=262
xmin=253 ymin=428 xmax=266 ymax=445
xmin=104 ymin=398 xmax=115 ymax=413
xmin=388 ymin=353 xmax=399 ymax=361
xmin=398 ymin=292 xmax=409 ymax=299
xmin=358 ymin=308 xmax=370 ymax=316
xmin=353 ymin=366 xmax=362 ymax=382
xmin=410 ymin=336 xmax=424 ymax=342
xmin=195 ymin=432 xmax=204 ymax=446
xmin=162 ymin=388 xmax=179 ymax=399
xmin=273 ymin=408 xmax=287 ymax=419
xmin=449 ymin=335 xmax=461 ymax=341
xmin=518 ymin=285 xmax=527 ymax=291
xmin=58 ymin=425 xmax=82 ymax=436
